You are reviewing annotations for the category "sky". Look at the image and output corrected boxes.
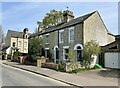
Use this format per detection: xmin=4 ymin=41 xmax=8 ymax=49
xmin=2 ymin=2 xmax=118 ymax=36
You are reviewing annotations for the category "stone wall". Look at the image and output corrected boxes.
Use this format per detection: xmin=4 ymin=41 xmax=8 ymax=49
xmin=107 ymin=33 xmax=115 ymax=44
xmin=84 ymin=11 xmax=108 ymax=46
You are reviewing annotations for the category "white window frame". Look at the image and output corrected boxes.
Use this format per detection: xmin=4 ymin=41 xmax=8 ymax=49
xmin=18 ymin=41 xmax=21 ymax=47
xmin=59 ymin=30 xmax=64 ymax=43
xmin=24 ymin=42 xmax=27 ymax=47
xmin=45 ymin=48 xmax=50 ymax=59
xmin=46 ymin=36 xmax=49 ymax=45
xmin=68 ymin=27 xmax=74 ymax=42
xmin=46 ymin=34 xmax=49 ymax=45
xmin=63 ymin=46 xmax=69 ymax=60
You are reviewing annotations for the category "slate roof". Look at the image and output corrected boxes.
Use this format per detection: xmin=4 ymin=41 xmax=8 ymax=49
xmin=102 ymin=35 xmax=120 ymax=52
xmin=2 ymin=45 xmax=10 ymax=51
xmin=29 ymin=11 xmax=97 ymax=38
xmin=7 ymin=30 xmax=24 ymax=38
xmin=6 ymin=30 xmax=30 ymax=38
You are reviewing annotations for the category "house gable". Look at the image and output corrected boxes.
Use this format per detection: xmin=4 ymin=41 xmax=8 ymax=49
xmin=84 ymin=11 xmax=112 ymax=46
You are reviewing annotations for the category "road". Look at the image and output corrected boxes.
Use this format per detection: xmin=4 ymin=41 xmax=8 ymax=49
xmin=1 ymin=64 xmax=70 ymax=86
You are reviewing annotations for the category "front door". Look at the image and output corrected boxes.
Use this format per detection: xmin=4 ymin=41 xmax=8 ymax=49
xmin=77 ymin=50 xmax=82 ymax=61
xmin=54 ymin=47 xmax=59 ymax=63
xmin=65 ymin=49 xmax=69 ymax=59
xmin=77 ymin=46 xmax=82 ymax=61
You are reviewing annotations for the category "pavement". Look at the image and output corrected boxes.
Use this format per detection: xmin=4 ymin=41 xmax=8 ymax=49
xmin=2 ymin=60 xmax=119 ymax=87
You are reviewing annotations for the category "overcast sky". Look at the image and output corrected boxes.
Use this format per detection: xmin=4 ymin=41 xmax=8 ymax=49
xmin=2 ymin=2 xmax=118 ymax=36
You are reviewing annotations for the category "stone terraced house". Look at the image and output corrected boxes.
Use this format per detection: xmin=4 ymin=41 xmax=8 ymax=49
xmin=29 ymin=10 xmax=115 ymax=64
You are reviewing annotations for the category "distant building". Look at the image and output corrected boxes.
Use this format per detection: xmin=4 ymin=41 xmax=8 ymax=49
xmin=3 ymin=28 xmax=29 ymax=60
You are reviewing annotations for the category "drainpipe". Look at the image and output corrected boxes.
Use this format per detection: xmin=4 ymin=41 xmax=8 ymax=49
xmin=57 ymin=30 xmax=59 ymax=61
xmin=58 ymin=30 xmax=59 ymax=48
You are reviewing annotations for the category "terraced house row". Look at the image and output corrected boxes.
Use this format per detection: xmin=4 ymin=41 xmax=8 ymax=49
xmin=29 ymin=10 xmax=115 ymax=64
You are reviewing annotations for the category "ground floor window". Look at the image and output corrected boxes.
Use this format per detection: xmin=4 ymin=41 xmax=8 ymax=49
xmin=45 ymin=48 xmax=50 ymax=59
xmin=63 ymin=46 xmax=69 ymax=60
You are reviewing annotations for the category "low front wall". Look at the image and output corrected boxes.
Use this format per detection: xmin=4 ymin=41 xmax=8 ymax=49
xmin=65 ymin=62 xmax=81 ymax=72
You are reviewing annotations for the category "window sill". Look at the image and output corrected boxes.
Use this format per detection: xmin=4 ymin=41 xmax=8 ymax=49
xmin=46 ymin=43 xmax=49 ymax=45
xmin=59 ymin=41 xmax=64 ymax=43
xmin=69 ymin=40 xmax=74 ymax=43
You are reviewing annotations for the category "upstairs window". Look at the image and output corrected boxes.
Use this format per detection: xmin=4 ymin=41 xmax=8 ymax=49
xmin=59 ymin=30 xmax=64 ymax=43
xmin=46 ymin=34 xmax=49 ymax=44
xmin=18 ymin=41 xmax=21 ymax=47
xmin=24 ymin=42 xmax=27 ymax=47
xmin=12 ymin=42 xmax=15 ymax=47
xmin=69 ymin=27 xmax=74 ymax=42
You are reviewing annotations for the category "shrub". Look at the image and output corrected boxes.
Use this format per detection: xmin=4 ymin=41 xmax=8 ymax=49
xmin=82 ymin=40 xmax=101 ymax=69
xmin=2 ymin=51 xmax=6 ymax=60
xmin=41 ymin=56 xmax=45 ymax=60
xmin=58 ymin=62 xmax=65 ymax=72
xmin=12 ymin=51 xmax=19 ymax=62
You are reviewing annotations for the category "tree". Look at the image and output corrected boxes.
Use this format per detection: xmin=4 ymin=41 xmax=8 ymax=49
xmin=42 ymin=10 xmax=63 ymax=28
xmin=28 ymin=36 xmax=43 ymax=62
xmin=66 ymin=43 xmax=77 ymax=62
xmin=82 ymin=40 xmax=101 ymax=68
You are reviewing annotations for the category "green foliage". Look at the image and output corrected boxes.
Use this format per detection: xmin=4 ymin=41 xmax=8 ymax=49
xmin=68 ymin=68 xmax=91 ymax=73
xmin=66 ymin=43 xmax=77 ymax=62
xmin=43 ymin=10 xmax=64 ymax=28
xmin=58 ymin=61 xmax=65 ymax=72
xmin=28 ymin=36 xmax=43 ymax=62
xmin=2 ymin=51 xmax=6 ymax=60
xmin=12 ymin=51 xmax=20 ymax=62
xmin=2 ymin=51 xmax=6 ymax=56
xmin=41 ymin=56 xmax=45 ymax=60
xmin=82 ymin=40 xmax=101 ymax=68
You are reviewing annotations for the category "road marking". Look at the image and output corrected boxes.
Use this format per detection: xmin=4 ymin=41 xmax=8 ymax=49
xmin=2 ymin=64 xmax=70 ymax=86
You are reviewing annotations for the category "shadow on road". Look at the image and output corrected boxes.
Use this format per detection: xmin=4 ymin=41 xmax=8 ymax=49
xmin=98 ymin=69 xmax=119 ymax=78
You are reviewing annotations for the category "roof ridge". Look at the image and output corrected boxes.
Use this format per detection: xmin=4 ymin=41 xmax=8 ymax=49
xmin=8 ymin=29 xmax=23 ymax=33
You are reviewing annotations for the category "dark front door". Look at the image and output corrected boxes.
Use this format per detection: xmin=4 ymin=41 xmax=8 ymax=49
xmin=77 ymin=46 xmax=82 ymax=61
xmin=56 ymin=48 xmax=59 ymax=60
xmin=77 ymin=50 xmax=82 ymax=61
xmin=65 ymin=49 xmax=69 ymax=59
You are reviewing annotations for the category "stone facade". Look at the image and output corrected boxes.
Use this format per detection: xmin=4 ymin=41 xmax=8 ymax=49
xmin=84 ymin=11 xmax=115 ymax=46
xmin=31 ymin=10 xmax=115 ymax=64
